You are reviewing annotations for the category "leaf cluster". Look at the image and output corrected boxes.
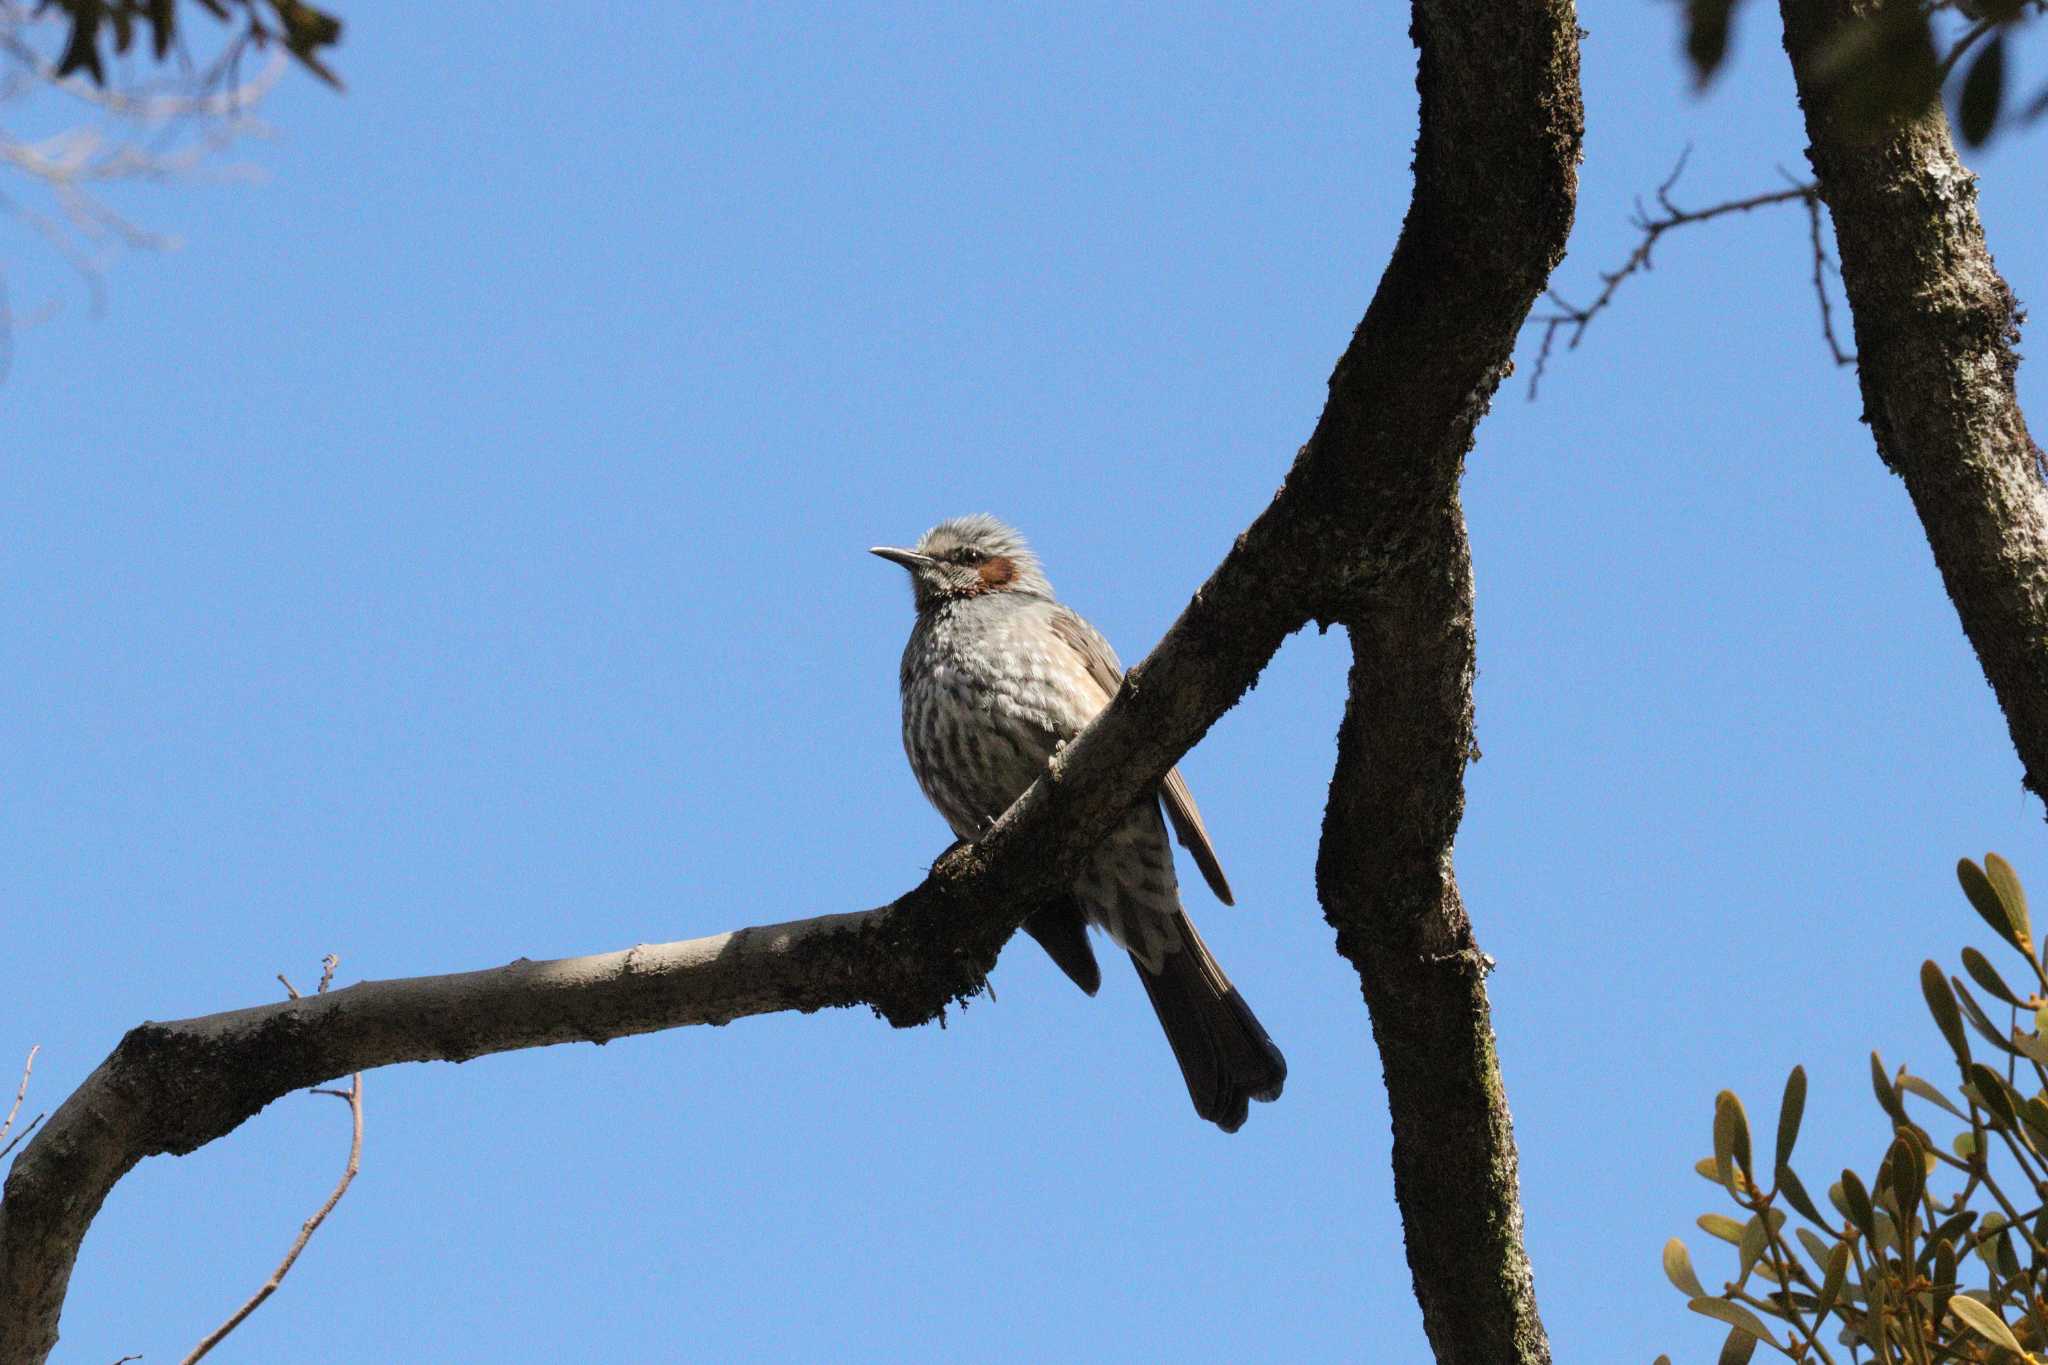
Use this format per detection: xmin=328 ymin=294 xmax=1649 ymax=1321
xmin=1659 ymin=855 xmax=2048 ymax=1364
xmin=39 ymin=0 xmax=342 ymax=88
xmin=1683 ymin=0 xmax=2047 ymax=147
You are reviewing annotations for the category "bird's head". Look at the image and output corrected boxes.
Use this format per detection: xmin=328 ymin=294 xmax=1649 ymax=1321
xmin=870 ymin=514 xmax=1054 ymax=612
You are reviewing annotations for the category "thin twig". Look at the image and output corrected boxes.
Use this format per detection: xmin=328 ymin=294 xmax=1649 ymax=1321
xmin=177 ymin=964 xmax=361 ymax=1361
xmin=0 ymin=1044 xmax=42 ymax=1160
xmin=0 ymin=1044 xmax=36 ymax=1142
xmin=1801 ymin=185 xmax=1856 ymax=366
xmin=1526 ymin=149 xmax=1836 ymax=397
xmin=180 ymin=1072 xmax=362 ymax=1365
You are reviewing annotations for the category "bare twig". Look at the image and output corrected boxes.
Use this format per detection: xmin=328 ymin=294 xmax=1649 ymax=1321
xmin=179 ymin=1073 xmax=362 ymax=1365
xmin=1527 ymin=149 xmax=1841 ymax=397
xmin=0 ymin=1046 xmax=40 ymax=1160
xmin=1801 ymin=185 xmax=1855 ymax=366
xmin=276 ymin=974 xmax=299 ymax=1000
xmin=0 ymin=4 xmax=284 ymax=353
xmin=181 ymin=963 xmax=361 ymax=1364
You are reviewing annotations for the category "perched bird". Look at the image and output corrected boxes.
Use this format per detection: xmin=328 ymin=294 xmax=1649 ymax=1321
xmin=871 ymin=514 xmax=1285 ymax=1132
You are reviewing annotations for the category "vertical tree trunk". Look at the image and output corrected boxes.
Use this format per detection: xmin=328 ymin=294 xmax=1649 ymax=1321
xmin=1781 ymin=0 xmax=2048 ymax=807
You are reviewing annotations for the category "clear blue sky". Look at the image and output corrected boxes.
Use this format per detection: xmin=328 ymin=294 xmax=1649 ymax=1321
xmin=7 ymin=4 xmax=2047 ymax=1361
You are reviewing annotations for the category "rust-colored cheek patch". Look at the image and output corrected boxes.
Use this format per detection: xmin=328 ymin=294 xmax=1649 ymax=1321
xmin=978 ymin=556 xmax=1017 ymax=589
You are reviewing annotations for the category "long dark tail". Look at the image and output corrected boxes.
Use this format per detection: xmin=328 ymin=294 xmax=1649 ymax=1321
xmin=1132 ymin=912 xmax=1286 ymax=1133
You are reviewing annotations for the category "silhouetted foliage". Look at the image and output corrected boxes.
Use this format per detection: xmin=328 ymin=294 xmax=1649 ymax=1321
xmin=40 ymin=0 xmax=341 ymax=86
xmin=1683 ymin=0 xmax=2045 ymax=146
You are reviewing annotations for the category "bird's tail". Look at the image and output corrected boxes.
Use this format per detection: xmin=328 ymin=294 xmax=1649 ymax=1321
xmin=1132 ymin=912 xmax=1286 ymax=1133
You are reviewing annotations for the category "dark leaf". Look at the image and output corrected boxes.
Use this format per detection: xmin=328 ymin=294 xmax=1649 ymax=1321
xmin=1776 ymin=1066 xmax=1806 ymax=1170
xmin=1953 ymin=979 xmax=2022 ymax=1056
xmin=1984 ymin=853 xmax=2032 ymax=954
xmin=1870 ymin=1052 xmax=1910 ymax=1128
xmin=1922 ymin=961 xmax=1971 ymax=1065
xmin=1958 ymin=34 xmax=2007 ymax=148
xmin=1777 ymin=1163 xmax=1825 ymax=1227
xmin=1961 ymin=947 xmax=2025 ymax=1007
xmin=1886 ymin=1132 xmax=1925 ymax=1221
xmin=1840 ymin=1169 xmax=1876 ymax=1241
xmin=54 ymin=9 xmax=107 ymax=84
xmin=1715 ymin=1090 xmax=1754 ymax=1188
xmin=148 ymin=0 xmax=175 ymax=59
xmin=1968 ymin=1061 xmax=2018 ymax=1128
xmin=1686 ymin=0 xmax=1742 ymax=88
xmin=1816 ymin=7 xmax=1940 ymax=138
xmin=1960 ymin=858 xmax=2026 ymax=955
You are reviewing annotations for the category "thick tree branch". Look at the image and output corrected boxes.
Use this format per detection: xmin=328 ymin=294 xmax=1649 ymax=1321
xmin=1781 ymin=0 xmax=2048 ymax=809
xmin=0 ymin=1 xmax=1581 ymax=1360
xmin=1305 ymin=0 xmax=1578 ymax=1360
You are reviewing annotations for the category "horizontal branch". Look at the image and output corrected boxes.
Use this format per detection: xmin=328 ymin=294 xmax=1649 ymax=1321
xmin=1 ymin=2 xmax=1580 ymax=1358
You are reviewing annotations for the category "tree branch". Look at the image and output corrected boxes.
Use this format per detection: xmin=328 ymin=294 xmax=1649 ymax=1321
xmin=1305 ymin=0 xmax=1578 ymax=1358
xmin=1781 ymin=0 xmax=2048 ymax=810
xmin=0 ymin=0 xmax=1582 ymax=1359
xmin=1528 ymin=150 xmax=1848 ymax=398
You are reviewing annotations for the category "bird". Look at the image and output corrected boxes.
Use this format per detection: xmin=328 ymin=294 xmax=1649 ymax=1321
xmin=870 ymin=513 xmax=1285 ymax=1132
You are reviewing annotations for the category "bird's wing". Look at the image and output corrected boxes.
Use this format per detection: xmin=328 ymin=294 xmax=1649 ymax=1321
xmin=1047 ymin=604 xmax=1235 ymax=906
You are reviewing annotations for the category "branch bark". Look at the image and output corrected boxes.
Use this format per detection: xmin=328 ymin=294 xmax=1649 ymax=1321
xmin=1781 ymin=0 xmax=2048 ymax=808
xmin=0 ymin=1 xmax=1581 ymax=1359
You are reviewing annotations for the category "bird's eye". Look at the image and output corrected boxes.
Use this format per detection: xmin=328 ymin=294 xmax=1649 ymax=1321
xmin=954 ymin=547 xmax=986 ymax=566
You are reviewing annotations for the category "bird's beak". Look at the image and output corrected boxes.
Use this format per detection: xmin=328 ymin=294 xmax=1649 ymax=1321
xmin=869 ymin=546 xmax=935 ymax=571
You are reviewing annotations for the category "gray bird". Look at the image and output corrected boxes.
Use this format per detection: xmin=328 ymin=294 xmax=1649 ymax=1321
xmin=871 ymin=514 xmax=1286 ymax=1132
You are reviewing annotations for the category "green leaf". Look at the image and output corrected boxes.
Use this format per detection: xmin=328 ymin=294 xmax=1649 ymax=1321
xmin=1949 ymin=1293 xmax=2024 ymax=1352
xmin=1795 ymin=1227 xmax=1834 ymax=1269
xmin=1664 ymin=1237 xmax=1707 ymax=1298
xmin=1961 ymin=858 xmax=2027 ymax=955
xmin=1688 ymin=1297 xmax=1781 ymax=1349
xmin=1712 ymin=1096 xmax=1744 ymax=1186
xmin=1898 ymin=1072 xmax=1968 ymax=1119
xmin=1815 ymin=1241 xmax=1850 ymax=1319
xmin=1870 ymin=1053 xmax=1912 ymax=1131
xmin=1693 ymin=1156 xmax=1723 ymax=1184
xmin=1961 ymin=946 xmax=2025 ymax=1007
xmin=1984 ymin=853 xmax=2032 ymax=956
xmin=1930 ymin=1238 xmax=1958 ymax=1325
xmin=1736 ymin=1216 xmax=1767 ymax=1279
xmin=1968 ymin=1061 xmax=2018 ymax=1128
xmin=1927 ymin=1210 xmax=1977 ymax=1253
xmin=1974 ymin=1212 xmax=2008 ymax=1268
xmin=1953 ymin=979 xmax=2023 ymax=1056
xmin=1885 ymin=1132 xmax=1925 ymax=1219
xmin=1774 ymin=1066 xmax=1806 ymax=1170
xmin=1776 ymin=1163 xmax=1825 ymax=1227
xmin=1922 ymin=961 xmax=1972 ymax=1065
xmin=1716 ymin=1325 xmax=1758 ymax=1365
xmin=1840 ymin=1169 xmax=1876 ymax=1241
xmin=2020 ymin=1095 xmax=2048 ymax=1146
xmin=1699 ymin=1213 xmax=1747 ymax=1244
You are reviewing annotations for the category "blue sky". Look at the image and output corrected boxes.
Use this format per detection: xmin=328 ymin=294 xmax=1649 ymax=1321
xmin=6 ymin=3 xmax=2047 ymax=1361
